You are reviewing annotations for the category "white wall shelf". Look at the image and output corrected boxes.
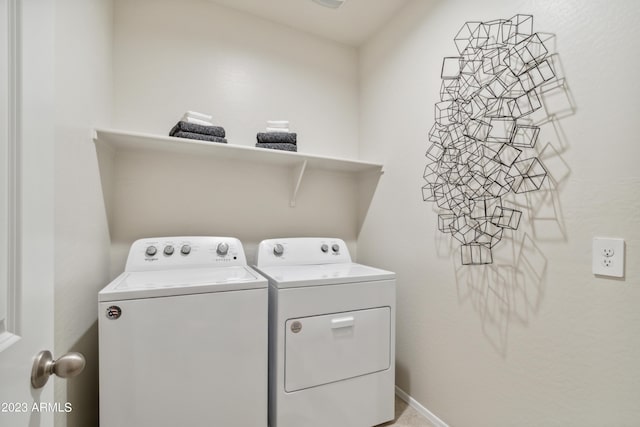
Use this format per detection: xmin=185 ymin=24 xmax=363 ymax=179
xmin=93 ymin=128 xmax=384 ymax=207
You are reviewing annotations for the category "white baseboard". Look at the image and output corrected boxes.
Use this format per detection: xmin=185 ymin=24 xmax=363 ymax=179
xmin=395 ymin=386 xmax=449 ymax=427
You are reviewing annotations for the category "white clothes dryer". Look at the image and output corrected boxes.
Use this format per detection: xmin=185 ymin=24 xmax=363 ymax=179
xmin=99 ymin=236 xmax=267 ymax=427
xmin=254 ymin=237 xmax=396 ymax=427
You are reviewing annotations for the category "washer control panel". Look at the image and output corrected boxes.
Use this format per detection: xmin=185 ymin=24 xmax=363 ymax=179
xmin=255 ymin=238 xmax=352 ymax=268
xmin=126 ymin=236 xmax=248 ymax=272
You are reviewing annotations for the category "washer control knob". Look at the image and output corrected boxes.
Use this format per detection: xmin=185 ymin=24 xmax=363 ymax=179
xmin=332 ymin=244 xmax=340 ymax=253
xmin=321 ymin=244 xmax=329 ymax=253
xmin=273 ymin=244 xmax=284 ymax=257
xmin=163 ymin=245 xmax=174 ymax=256
xmin=180 ymin=245 xmax=191 ymax=255
xmin=145 ymin=246 xmax=157 ymax=257
xmin=216 ymin=242 xmax=229 ymax=256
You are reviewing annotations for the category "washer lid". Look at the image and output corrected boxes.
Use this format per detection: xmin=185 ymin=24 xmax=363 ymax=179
xmin=99 ymin=266 xmax=266 ymax=302
xmin=253 ymin=263 xmax=394 ymax=289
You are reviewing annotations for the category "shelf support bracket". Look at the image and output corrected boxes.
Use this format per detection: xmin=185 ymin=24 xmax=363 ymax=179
xmin=290 ymin=160 xmax=307 ymax=208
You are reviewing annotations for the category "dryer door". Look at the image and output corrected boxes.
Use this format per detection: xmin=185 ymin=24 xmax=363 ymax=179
xmin=284 ymin=307 xmax=390 ymax=392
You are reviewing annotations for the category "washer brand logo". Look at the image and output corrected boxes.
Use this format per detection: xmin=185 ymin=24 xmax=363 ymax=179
xmin=106 ymin=306 xmax=122 ymax=320
xmin=290 ymin=321 xmax=302 ymax=333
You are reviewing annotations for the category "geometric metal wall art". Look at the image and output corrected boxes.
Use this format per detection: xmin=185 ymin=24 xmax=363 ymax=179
xmin=423 ymin=15 xmax=564 ymax=265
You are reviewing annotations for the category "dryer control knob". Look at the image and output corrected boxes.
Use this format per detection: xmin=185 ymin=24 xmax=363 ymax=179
xmin=216 ymin=242 xmax=229 ymax=256
xmin=145 ymin=246 xmax=157 ymax=257
xmin=321 ymin=244 xmax=329 ymax=253
xmin=332 ymin=244 xmax=340 ymax=253
xmin=180 ymin=245 xmax=191 ymax=255
xmin=163 ymin=245 xmax=174 ymax=256
xmin=273 ymin=244 xmax=284 ymax=256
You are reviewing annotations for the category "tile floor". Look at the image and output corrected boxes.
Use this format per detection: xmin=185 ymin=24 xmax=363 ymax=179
xmin=378 ymin=397 xmax=437 ymax=427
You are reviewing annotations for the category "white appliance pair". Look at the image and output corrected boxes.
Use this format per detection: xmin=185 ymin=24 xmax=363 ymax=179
xmin=99 ymin=236 xmax=395 ymax=427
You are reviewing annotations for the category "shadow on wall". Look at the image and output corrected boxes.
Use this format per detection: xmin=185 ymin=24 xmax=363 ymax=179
xmin=357 ymin=170 xmax=384 ymax=236
xmin=436 ymin=75 xmax=575 ymax=356
xmin=64 ymin=321 xmax=99 ymax=427
xmin=395 ymin=359 xmax=411 ymax=396
xmin=428 ymin=26 xmax=577 ymax=356
xmin=451 ymin=232 xmax=546 ymax=357
xmin=437 ymin=101 xmax=574 ymax=357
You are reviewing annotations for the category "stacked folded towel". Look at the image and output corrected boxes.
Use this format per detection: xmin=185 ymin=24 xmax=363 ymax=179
xmin=169 ymin=111 xmax=227 ymax=143
xmin=256 ymin=120 xmax=297 ymax=152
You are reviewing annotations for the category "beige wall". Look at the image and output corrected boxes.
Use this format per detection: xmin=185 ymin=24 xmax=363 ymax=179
xmin=108 ymin=0 xmax=362 ymax=272
xmin=54 ymin=0 xmax=113 ymax=425
xmin=358 ymin=0 xmax=640 ymax=426
xmin=53 ymin=0 xmax=640 ymax=425
xmin=55 ymin=2 xmax=362 ymax=424
xmin=112 ymin=0 xmax=359 ymax=159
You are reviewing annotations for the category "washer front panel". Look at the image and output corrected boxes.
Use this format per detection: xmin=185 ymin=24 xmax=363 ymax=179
xmin=99 ymin=288 xmax=268 ymax=426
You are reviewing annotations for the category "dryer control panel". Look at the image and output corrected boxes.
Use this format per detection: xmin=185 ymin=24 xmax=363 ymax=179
xmin=255 ymin=238 xmax=352 ymax=268
xmin=125 ymin=236 xmax=248 ymax=272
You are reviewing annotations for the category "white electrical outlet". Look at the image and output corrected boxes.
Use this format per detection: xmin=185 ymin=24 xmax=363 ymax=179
xmin=592 ymin=237 xmax=625 ymax=278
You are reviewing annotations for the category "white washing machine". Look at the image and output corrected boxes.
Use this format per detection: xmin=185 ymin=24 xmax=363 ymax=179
xmin=254 ymin=237 xmax=396 ymax=427
xmin=99 ymin=236 xmax=268 ymax=427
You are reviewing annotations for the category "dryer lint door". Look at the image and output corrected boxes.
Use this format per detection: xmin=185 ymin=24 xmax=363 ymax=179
xmin=284 ymin=306 xmax=391 ymax=392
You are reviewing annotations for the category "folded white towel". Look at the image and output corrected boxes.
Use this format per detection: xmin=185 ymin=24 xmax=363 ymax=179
xmin=266 ymin=127 xmax=290 ymax=133
xmin=182 ymin=116 xmax=213 ymax=126
xmin=267 ymin=120 xmax=289 ymax=127
xmin=185 ymin=111 xmax=213 ymax=121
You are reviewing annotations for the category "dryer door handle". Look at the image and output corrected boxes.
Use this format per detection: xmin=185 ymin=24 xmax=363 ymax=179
xmin=331 ymin=316 xmax=354 ymax=329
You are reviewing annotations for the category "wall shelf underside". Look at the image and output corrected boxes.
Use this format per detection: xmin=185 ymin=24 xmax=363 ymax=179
xmin=93 ymin=128 xmax=384 ymax=207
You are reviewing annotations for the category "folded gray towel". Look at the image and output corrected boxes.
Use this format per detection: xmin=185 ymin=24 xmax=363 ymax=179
xmin=173 ymin=131 xmax=227 ymax=143
xmin=170 ymin=121 xmax=226 ymax=138
xmin=255 ymin=142 xmax=297 ymax=152
xmin=256 ymin=132 xmax=297 ymax=144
